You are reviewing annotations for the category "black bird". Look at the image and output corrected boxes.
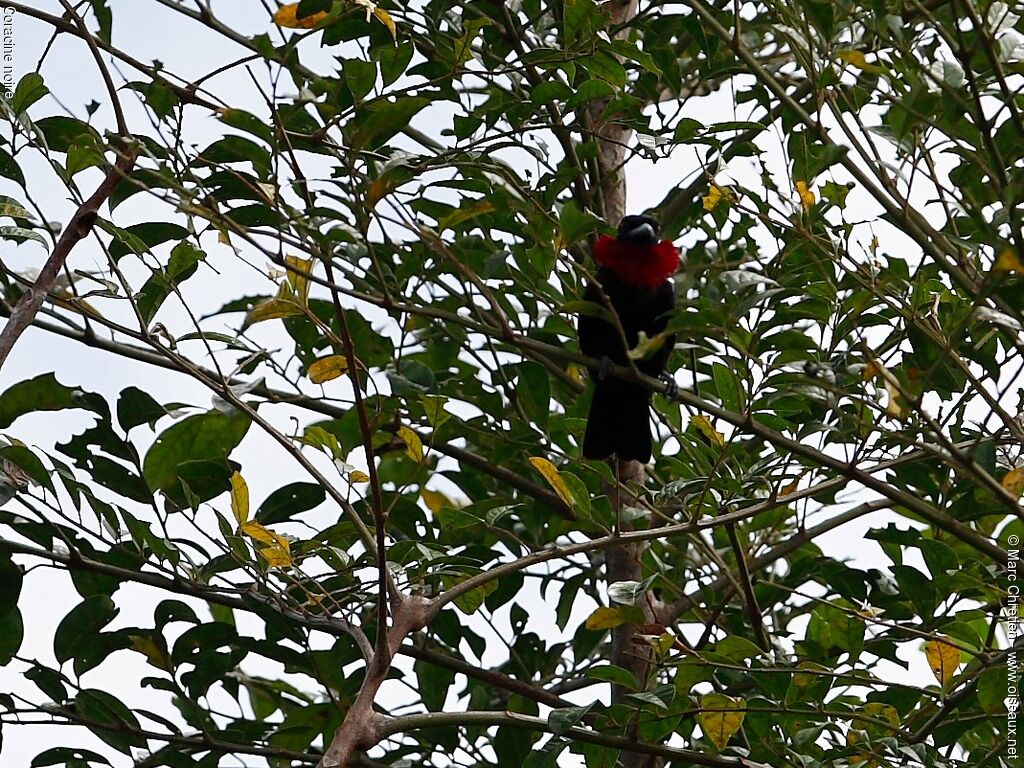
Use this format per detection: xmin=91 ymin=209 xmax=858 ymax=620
xmin=578 ymin=215 xmax=679 ymax=463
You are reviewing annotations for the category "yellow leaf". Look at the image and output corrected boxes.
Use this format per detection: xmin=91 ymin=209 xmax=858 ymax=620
xmin=246 ymin=297 xmax=301 ymax=324
xmin=373 ymin=6 xmax=397 ymax=42
xmin=439 ymin=200 xmax=495 ymax=231
xmin=1003 ymin=467 xmax=1024 ymax=498
xmin=421 ymin=488 xmax=452 ymax=514
xmin=349 ymin=470 xmax=370 ymax=483
xmin=308 ymin=355 xmax=349 ymax=384
xmin=692 ymin=415 xmax=725 ymax=448
xmin=862 ymin=360 xmax=880 ymax=381
xmin=793 ymin=661 xmax=829 ymax=688
xmin=781 ymin=471 xmax=805 ymax=496
xmin=529 ymin=456 xmax=575 ymax=507
xmin=302 ymin=425 xmax=342 ymax=459
xmin=884 ymin=380 xmax=907 ymax=419
xmin=285 ymin=255 xmax=313 ymax=305
xmin=697 ymin=693 xmax=745 ymax=750
xmin=240 ymin=520 xmax=286 ymax=548
xmin=398 ymin=425 xmax=424 ymax=462
xmin=795 ymin=180 xmax=815 ymax=211
xmin=585 ymin=606 xmax=626 ymax=630
xmin=421 ymin=395 xmax=450 ymax=428
xmin=924 ymin=638 xmax=961 ymax=685
xmin=655 ymin=632 xmax=676 ymax=656
xmin=230 ymin=472 xmax=249 ymax=525
xmin=628 ymin=330 xmax=670 ymax=361
xmin=258 ymin=543 xmax=293 ymax=567
xmin=128 ymin=635 xmax=170 ymax=670
xmin=273 ymin=3 xmax=329 ymax=29
xmin=837 ymin=49 xmax=883 ymax=74
xmin=567 ymin=363 xmax=583 ymax=385
xmin=405 ymin=313 xmax=429 ymax=331
xmin=367 ymin=177 xmax=395 ymax=208
xmin=861 ymin=702 xmax=901 ymax=737
xmin=702 ymin=184 xmax=726 ymax=211
xmin=995 ymin=248 xmax=1024 ymax=273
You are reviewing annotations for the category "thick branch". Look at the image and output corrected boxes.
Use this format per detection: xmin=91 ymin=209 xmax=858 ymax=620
xmin=0 ymin=150 xmax=136 ymax=369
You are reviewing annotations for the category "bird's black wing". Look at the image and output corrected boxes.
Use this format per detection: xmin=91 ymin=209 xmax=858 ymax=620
xmin=579 ymin=277 xmax=629 ymax=366
xmin=637 ymin=279 xmax=676 ymax=377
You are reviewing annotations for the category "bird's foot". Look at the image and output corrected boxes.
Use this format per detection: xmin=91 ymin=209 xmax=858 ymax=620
xmin=598 ymin=355 xmax=614 ymax=381
xmin=660 ymin=372 xmax=679 ymax=399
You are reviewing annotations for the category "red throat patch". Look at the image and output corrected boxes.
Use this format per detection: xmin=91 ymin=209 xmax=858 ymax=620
xmin=593 ymin=235 xmax=680 ymax=288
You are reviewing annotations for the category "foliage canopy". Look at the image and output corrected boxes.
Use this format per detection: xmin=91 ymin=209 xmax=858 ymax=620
xmin=1 ymin=1 xmax=1023 ymax=767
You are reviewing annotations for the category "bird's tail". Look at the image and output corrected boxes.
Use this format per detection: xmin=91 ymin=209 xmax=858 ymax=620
xmin=582 ymin=379 xmax=652 ymax=463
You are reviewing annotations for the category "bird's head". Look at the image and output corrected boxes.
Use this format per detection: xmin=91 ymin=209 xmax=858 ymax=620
xmin=617 ymin=214 xmax=661 ymax=247
xmin=593 ymin=214 xmax=679 ymax=288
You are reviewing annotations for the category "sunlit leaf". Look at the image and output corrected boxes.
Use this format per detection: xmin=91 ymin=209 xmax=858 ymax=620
xmin=995 ymin=248 xmax=1024 ymax=273
xmin=421 ymin=488 xmax=452 ymax=514
xmin=1003 ymin=467 xmax=1024 ymax=498
xmin=273 ymin=3 xmax=329 ymax=28
xmin=691 ymin=415 xmax=725 ymax=448
xmin=528 ymin=456 xmax=575 ymax=507
xmin=398 ymin=426 xmax=424 ymax=462
xmin=837 ymin=49 xmax=883 ymax=74
xmin=230 ymin=471 xmax=249 ymax=525
xmin=925 ymin=639 xmax=961 ymax=685
xmin=308 ymin=355 xmax=349 ymax=384
xmin=697 ymin=693 xmax=745 ymax=750
xmin=585 ymin=606 xmax=625 ymax=630
xmin=795 ymin=180 xmax=815 ymax=211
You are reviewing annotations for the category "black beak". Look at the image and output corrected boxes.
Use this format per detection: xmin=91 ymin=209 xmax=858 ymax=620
xmin=625 ymin=221 xmax=657 ymax=245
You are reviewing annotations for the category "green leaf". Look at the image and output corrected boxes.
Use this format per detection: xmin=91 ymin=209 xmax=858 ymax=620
xmin=199 ymin=135 xmax=271 ymax=177
xmin=559 ymin=200 xmax=603 ymax=244
xmin=0 ymin=146 xmax=26 ymax=187
xmin=33 ymin=116 xmax=102 ymax=153
xmin=24 ymin=665 xmax=70 ymax=704
xmin=142 ymin=410 xmax=250 ymax=504
xmin=378 ymin=40 xmax=414 ymax=86
xmin=217 ymin=107 xmax=275 ymax=144
xmin=444 ymin=571 xmax=498 ymax=614
xmin=715 ymin=636 xmax=764 ymax=661
xmin=415 ymin=655 xmax=456 ymax=711
xmin=345 ymin=58 xmax=377 ymax=101
xmin=30 ymin=747 xmax=112 ymax=767
xmin=0 ymin=443 xmax=55 ymax=494
xmin=0 ymin=374 xmax=107 ymax=429
xmin=116 ymin=386 xmax=168 ymax=431
xmin=454 ymin=18 xmax=490 ymax=67
xmin=587 ymin=664 xmax=639 ymax=689
xmin=106 ymin=221 xmax=189 ymax=262
xmin=0 ymin=225 xmax=48 ymax=248
xmin=0 ymin=551 xmax=23 ymax=622
xmin=74 ymin=689 xmax=145 ymax=754
xmin=10 ymin=73 xmax=49 ymax=115
xmin=0 ymin=607 xmax=23 ymax=665
xmin=517 ymin=362 xmax=551 ymax=430
xmin=712 ymin=362 xmax=744 ymax=412
xmin=346 ymin=97 xmax=430 ymax=150
xmin=257 ymin=482 xmax=326 ymax=524
xmin=54 ymin=595 xmax=118 ymax=665
xmin=136 ymin=241 xmax=207 ymax=323
xmin=109 ymin=167 xmax=174 ymax=211
xmin=578 ymin=52 xmax=626 ymax=87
